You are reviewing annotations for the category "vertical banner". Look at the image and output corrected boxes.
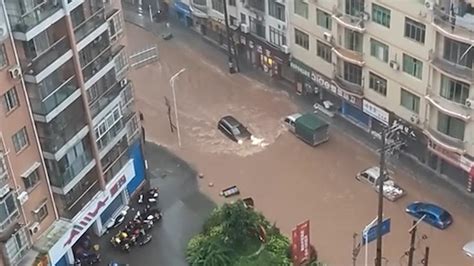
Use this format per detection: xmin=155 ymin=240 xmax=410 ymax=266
xmin=291 ymin=220 xmax=310 ymax=265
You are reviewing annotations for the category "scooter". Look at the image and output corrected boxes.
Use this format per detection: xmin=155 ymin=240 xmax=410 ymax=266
xmin=137 ymin=234 xmax=152 ymax=246
xmin=105 ymin=207 xmax=129 ymax=231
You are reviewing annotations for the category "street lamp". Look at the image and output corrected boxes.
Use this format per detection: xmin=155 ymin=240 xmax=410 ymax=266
xmin=169 ymin=68 xmax=186 ymax=147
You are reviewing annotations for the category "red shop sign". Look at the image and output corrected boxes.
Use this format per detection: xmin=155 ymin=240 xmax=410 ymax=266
xmin=291 ymin=220 xmax=310 ymax=265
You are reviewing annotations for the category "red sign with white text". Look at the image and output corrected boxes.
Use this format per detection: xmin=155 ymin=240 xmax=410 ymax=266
xmin=291 ymin=220 xmax=310 ymax=265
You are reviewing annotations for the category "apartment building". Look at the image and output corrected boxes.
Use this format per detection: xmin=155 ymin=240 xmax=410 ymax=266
xmin=0 ymin=0 xmax=146 ymax=265
xmin=173 ymin=0 xmax=293 ymax=78
xmin=288 ymin=0 xmax=474 ymax=192
xmin=0 ymin=1 xmax=57 ymax=265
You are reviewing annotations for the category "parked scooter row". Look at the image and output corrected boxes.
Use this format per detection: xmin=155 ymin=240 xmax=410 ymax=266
xmin=138 ymin=187 xmax=159 ymax=204
xmin=110 ymin=188 xmax=162 ymax=253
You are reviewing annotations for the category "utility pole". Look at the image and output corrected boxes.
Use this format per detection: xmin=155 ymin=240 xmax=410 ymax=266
xmin=422 ymin=247 xmax=430 ymax=266
xmin=407 ymin=220 xmax=417 ymax=266
xmin=222 ymin=0 xmax=236 ymax=73
xmin=352 ymin=233 xmax=361 ymax=266
xmin=374 ymin=129 xmax=386 ymax=266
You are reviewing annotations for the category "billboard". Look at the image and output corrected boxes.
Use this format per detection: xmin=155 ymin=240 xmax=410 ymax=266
xmin=291 ymin=220 xmax=310 ymax=265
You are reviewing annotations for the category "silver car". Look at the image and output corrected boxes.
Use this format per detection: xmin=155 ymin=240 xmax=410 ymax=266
xmin=463 ymin=241 xmax=474 ymax=258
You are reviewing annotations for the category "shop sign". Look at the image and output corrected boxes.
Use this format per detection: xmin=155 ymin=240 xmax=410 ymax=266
xmin=428 ymin=139 xmax=463 ymax=168
xmin=62 ymin=160 xmax=135 ymax=249
xmin=291 ymin=220 xmax=310 ymax=265
xmin=363 ymin=100 xmax=389 ymax=125
xmin=388 ymin=118 xmax=417 ymax=140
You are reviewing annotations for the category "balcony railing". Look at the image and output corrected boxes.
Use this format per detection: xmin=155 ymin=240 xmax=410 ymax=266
xmin=50 ymin=152 xmax=93 ymax=188
xmin=24 ymin=37 xmax=71 ymax=76
xmin=11 ymin=1 xmax=62 ymax=33
xmin=79 ymin=35 xmax=111 ymax=67
xmin=74 ymin=8 xmax=106 ymax=43
xmin=104 ymin=146 xmax=130 ymax=184
xmin=426 ymin=125 xmax=465 ymax=151
xmin=90 ymin=81 xmax=130 ymax=118
xmin=432 ymin=7 xmax=474 ymax=42
xmin=82 ymin=48 xmax=113 ymax=83
xmin=332 ymin=6 xmax=366 ymax=32
xmin=39 ymin=117 xmax=87 ymax=154
xmin=332 ymin=46 xmax=364 ymax=65
xmin=430 ymin=55 xmax=473 ymax=82
xmin=97 ymin=119 xmax=126 ymax=151
xmin=334 ymin=74 xmax=363 ymax=95
xmin=31 ymin=76 xmax=78 ymax=116
xmin=62 ymin=179 xmax=101 ymax=219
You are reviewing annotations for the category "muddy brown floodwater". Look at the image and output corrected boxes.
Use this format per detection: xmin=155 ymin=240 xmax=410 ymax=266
xmin=126 ymin=23 xmax=474 ymax=265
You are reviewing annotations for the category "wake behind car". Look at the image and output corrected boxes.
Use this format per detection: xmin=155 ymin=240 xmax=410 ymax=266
xmin=217 ymin=115 xmax=252 ymax=144
xmin=405 ymin=201 xmax=453 ymax=230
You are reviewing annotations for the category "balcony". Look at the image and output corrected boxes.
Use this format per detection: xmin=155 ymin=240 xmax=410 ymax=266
xmin=31 ymin=76 xmax=80 ymax=122
xmin=0 ymin=191 xmax=20 ymax=240
xmin=431 ymin=55 xmax=474 ymax=83
xmin=79 ymin=34 xmax=111 ymax=68
xmin=82 ymin=47 xmax=113 ymax=84
xmin=0 ymin=155 xmax=8 ymax=183
xmin=425 ymin=124 xmax=466 ymax=152
xmin=432 ymin=7 xmax=474 ymax=43
xmin=248 ymin=0 xmax=265 ymax=15
xmin=49 ymin=152 xmax=94 ymax=190
xmin=9 ymin=0 xmax=64 ymax=41
xmin=103 ymin=142 xmax=130 ymax=184
xmin=334 ymin=74 xmax=363 ymax=95
xmin=90 ymin=81 xmax=130 ymax=118
xmin=97 ymin=118 xmax=127 ymax=153
xmin=332 ymin=46 xmax=364 ymax=66
xmin=332 ymin=6 xmax=366 ymax=33
xmin=74 ymin=8 xmax=107 ymax=49
xmin=425 ymin=93 xmax=471 ymax=121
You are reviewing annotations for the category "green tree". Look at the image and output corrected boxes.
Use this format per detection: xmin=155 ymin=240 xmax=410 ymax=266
xmin=220 ymin=201 xmax=262 ymax=245
xmin=186 ymin=235 xmax=233 ymax=266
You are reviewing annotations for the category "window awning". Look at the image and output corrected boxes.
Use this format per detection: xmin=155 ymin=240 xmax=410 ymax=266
xmin=20 ymin=162 xmax=41 ymax=178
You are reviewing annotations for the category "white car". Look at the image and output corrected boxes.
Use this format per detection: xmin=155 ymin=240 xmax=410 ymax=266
xmin=463 ymin=241 xmax=474 ymax=258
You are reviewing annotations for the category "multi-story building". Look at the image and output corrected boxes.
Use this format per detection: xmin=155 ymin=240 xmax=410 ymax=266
xmin=0 ymin=0 xmax=146 ymax=265
xmin=174 ymin=0 xmax=293 ymax=78
xmin=0 ymin=1 xmax=57 ymax=265
xmin=288 ymin=0 xmax=474 ymax=192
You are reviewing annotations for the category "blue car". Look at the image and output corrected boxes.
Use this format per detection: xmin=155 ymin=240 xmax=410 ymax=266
xmin=405 ymin=202 xmax=453 ymax=230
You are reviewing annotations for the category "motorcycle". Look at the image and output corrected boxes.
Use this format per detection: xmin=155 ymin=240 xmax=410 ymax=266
xmin=105 ymin=207 xmax=129 ymax=231
xmin=76 ymin=251 xmax=101 ymax=265
xmin=138 ymin=188 xmax=159 ymax=205
xmin=110 ymin=231 xmax=132 ymax=252
xmin=137 ymin=234 xmax=152 ymax=246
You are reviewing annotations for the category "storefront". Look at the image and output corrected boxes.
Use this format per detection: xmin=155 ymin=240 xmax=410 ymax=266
xmin=425 ymin=138 xmax=474 ymax=192
xmin=289 ymin=58 xmax=367 ymax=128
xmin=388 ymin=114 xmax=427 ymax=163
xmin=239 ymin=34 xmax=290 ymax=79
xmin=204 ymin=17 xmax=226 ymax=45
xmin=362 ymin=99 xmax=389 ymax=136
xmin=173 ymin=2 xmax=193 ymax=26
xmin=40 ymin=159 xmax=136 ymax=266
xmin=189 ymin=6 xmax=209 ymax=34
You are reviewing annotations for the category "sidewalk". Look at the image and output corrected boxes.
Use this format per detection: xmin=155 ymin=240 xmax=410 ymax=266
xmin=122 ymin=3 xmax=474 ymax=207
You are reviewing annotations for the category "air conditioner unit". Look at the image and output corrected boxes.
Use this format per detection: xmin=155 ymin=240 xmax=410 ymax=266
xmin=17 ymin=191 xmax=28 ymax=205
xmin=29 ymin=222 xmax=40 ymax=236
xmin=323 ymin=32 xmax=332 ymax=42
xmin=465 ymin=99 xmax=474 ymax=109
xmin=0 ymin=184 xmax=9 ymax=198
xmin=240 ymin=23 xmax=249 ymax=33
xmin=120 ymin=79 xmax=128 ymax=87
xmin=281 ymin=45 xmax=290 ymax=54
xmin=8 ymin=65 xmax=21 ymax=79
xmin=410 ymin=114 xmax=420 ymax=124
xmin=424 ymin=0 xmax=434 ymax=10
xmin=389 ymin=60 xmax=399 ymax=71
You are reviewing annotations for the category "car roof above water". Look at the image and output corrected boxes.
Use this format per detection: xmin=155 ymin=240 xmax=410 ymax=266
xmin=221 ymin=115 xmax=241 ymax=127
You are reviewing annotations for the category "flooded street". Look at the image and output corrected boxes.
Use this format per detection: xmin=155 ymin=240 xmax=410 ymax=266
xmin=126 ymin=22 xmax=474 ymax=265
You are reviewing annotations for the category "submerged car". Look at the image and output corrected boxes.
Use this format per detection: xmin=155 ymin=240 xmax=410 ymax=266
xmin=217 ymin=116 xmax=251 ymax=144
xmin=405 ymin=201 xmax=453 ymax=230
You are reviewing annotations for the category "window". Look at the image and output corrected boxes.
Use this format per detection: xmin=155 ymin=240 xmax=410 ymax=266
xmin=240 ymin=13 xmax=247 ymax=24
xmin=268 ymin=0 xmax=285 ymax=22
xmin=294 ymin=29 xmax=309 ymax=50
xmin=344 ymin=29 xmax=363 ymax=52
xmin=0 ymin=193 xmax=18 ymax=227
xmin=295 ymin=0 xmax=308 ymax=18
xmin=229 ymin=16 xmax=238 ymax=27
xmin=400 ymin=88 xmax=420 ymax=113
xmin=5 ymin=229 xmax=27 ymax=264
xmin=343 ymin=62 xmax=362 ymax=85
xmin=269 ymin=26 xmax=286 ymax=47
xmin=404 ymin=17 xmax=425 ymax=43
xmin=12 ymin=127 xmax=29 ymax=153
xmin=440 ymin=75 xmax=470 ymax=104
xmin=437 ymin=112 xmax=465 ymax=140
xmin=317 ymin=41 xmax=332 ymax=63
xmin=316 ymin=9 xmax=332 ymax=30
xmin=403 ymin=54 xmax=423 ymax=79
xmin=0 ymin=44 xmax=8 ymax=68
xmin=23 ymin=169 xmax=40 ymax=190
xmin=34 ymin=203 xmax=48 ymax=222
xmin=443 ymin=38 xmax=473 ymax=68
xmin=369 ymin=72 xmax=387 ymax=96
xmin=249 ymin=17 xmax=265 ymax=38
xmin=229 ymin=0 xmax=236 ymax=6
xmin=249 ymin=0 xmax=265 ymax=12
xmin=345 ymin=0 xmax=365 ymax=16
xmin=211 ymin=0 xmax=224 ymax=13
xmin=370 ymin=38 xmax=389 ymax=62
xmin=372 ymin=4 xmax=390 ymax=27
xmin=3 ymin=87 xmax=19 ymax=113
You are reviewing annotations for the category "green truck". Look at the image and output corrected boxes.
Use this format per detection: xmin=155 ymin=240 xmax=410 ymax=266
xmin=283 ymin=113 xmax=330 ymax=146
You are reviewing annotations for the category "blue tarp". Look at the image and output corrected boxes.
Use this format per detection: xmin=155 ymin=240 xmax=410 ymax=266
xmin=173 ymin=1 xmax=191 ymax=17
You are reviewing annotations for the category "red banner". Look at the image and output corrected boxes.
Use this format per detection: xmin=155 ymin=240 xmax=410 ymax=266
xmin=291 ymin=220 xmax=310 ymax=265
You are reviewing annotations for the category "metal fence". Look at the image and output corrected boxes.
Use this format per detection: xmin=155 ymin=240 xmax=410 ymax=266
xmin=129 ymin=45 xmax=159 ymax=68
